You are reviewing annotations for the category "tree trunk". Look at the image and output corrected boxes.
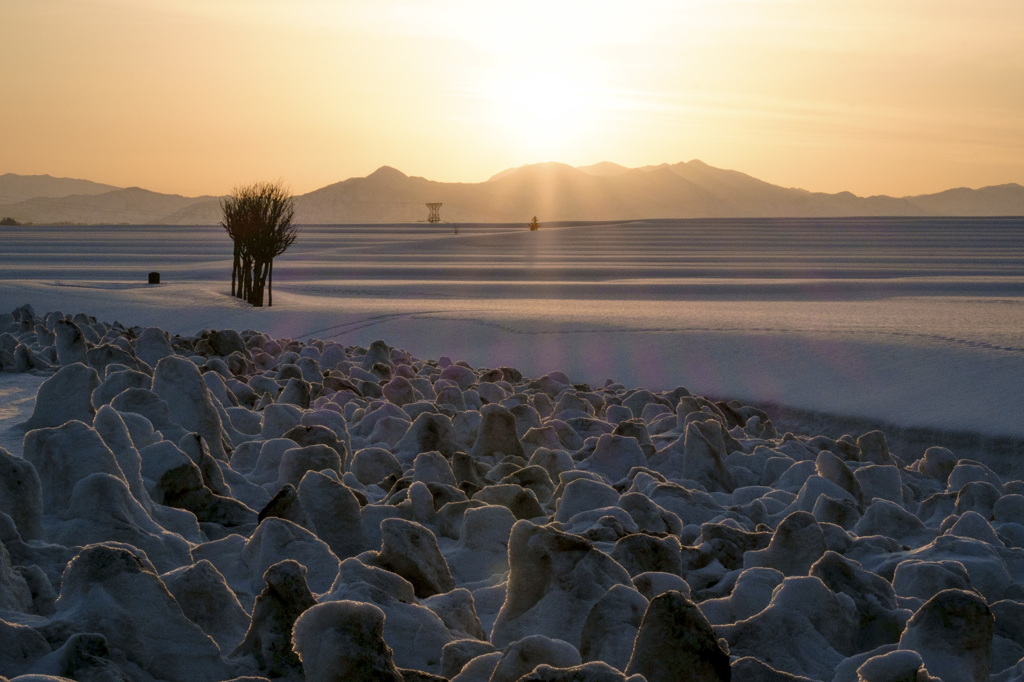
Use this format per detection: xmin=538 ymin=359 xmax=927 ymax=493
xmin=240 ymin=255 xmax=251 ymax=302
xmin=238 ymin=256 xmax=245 ymax=301
xmin=267 ymin=258 xmax=273 ymax=307
xmin=250 ymin=258 xmax=269 ymax=307
xmin=231 ymin=243 xmax=239 ymax=297
xmin=246 ymin=258 xmax=256 ymax=306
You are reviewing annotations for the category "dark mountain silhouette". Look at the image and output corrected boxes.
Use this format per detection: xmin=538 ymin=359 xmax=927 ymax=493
xmin=2 ymin=162 xmax=1022 ymax=225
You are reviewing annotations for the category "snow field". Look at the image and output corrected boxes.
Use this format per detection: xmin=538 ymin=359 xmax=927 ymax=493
xmin=2 ymin=218 xmax=1023 ymax=439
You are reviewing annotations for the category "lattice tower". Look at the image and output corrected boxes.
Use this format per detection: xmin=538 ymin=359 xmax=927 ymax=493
xmin=426 ymin=203 xmax=442 ymax=223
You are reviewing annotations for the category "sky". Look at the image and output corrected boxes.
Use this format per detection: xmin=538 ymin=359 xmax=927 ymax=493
xmin=2 ymin=0 xmax=1023 ymax=198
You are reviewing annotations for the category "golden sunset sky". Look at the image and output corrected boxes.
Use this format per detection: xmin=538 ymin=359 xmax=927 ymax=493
xmin=3 ymin=0 xmax=1023 ymax=197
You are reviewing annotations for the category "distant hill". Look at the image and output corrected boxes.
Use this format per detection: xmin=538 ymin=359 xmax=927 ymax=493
xmin=1 ymin=162 xmax=1022 ymax=225
xmin=295 ymin=166 xmax=461 ymax=223
xmin=575 ymin=161 xmax=631 ymax=177
xmin=908 ymin=184 xmax=1024 ymax=216
xmin=0 ymin=173 xmax=121 ymax=205
xmin=1 ymin=187 xmax=221 ymax=225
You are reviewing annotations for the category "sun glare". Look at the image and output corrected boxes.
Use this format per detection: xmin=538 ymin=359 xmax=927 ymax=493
xmin=487 ymin=66 xmax=601 ymax=150
xmin=438 ymin=1 xmax=634 ymax=156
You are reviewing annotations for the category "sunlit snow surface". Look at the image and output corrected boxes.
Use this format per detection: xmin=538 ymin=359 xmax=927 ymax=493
xmin=2 ymin=217 xmax=1022 ymax=436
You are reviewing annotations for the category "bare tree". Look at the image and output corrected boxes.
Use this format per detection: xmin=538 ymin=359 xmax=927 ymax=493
xmin=220 ymin=181 xmax=298 ymax=307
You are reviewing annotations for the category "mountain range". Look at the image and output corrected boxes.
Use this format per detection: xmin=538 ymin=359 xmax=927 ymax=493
xmin=2 ymin=161 xmax=1023 ymax=225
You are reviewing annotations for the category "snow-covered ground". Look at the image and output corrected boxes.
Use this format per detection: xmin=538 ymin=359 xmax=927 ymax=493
xmin=3 ymin=218 xmax=1022 ymax=439
xmin=2 ymin=218 xmax=1024 ymax=681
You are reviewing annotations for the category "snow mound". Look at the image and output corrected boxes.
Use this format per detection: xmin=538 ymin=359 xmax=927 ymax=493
xmin=0 ymin=306 xmax=1022 ymax=680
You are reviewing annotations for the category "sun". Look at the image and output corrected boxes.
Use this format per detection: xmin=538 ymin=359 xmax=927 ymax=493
xmin=483 ymin=62 xmax=603 ymax=153
xmin=439 ymin=2 xmax=636 ymax=157
xmin=505 ymin=72 xmax=583 ymax=134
